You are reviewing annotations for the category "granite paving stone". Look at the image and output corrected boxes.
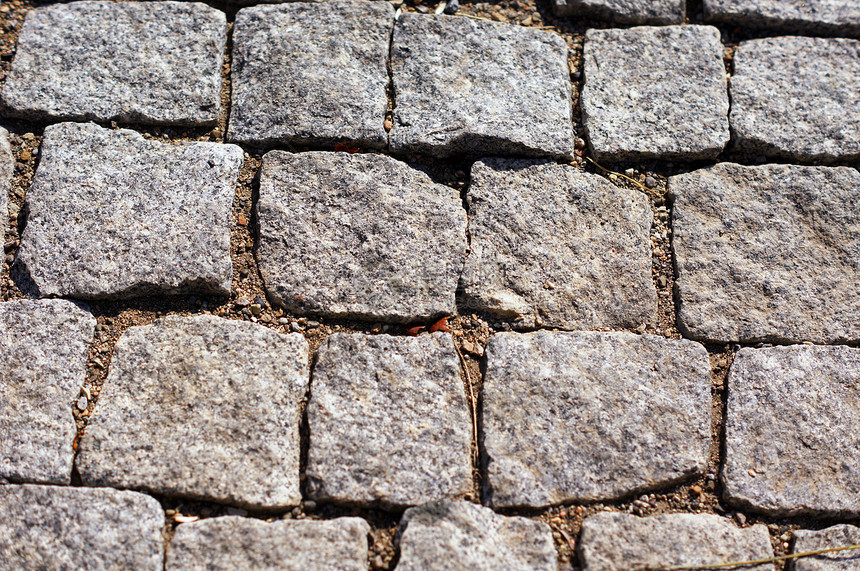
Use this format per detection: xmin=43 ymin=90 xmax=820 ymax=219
xmin=228 ymin=1 xmax=392 ymax=148
xmin=0 ymin=127 xmax=11 ymax=220
xmin=461 ymin=158 xmax=656 ymax=330
xmin=553 ymin=0 xmax=685 ymax=24
xmin=0 ymin=1 xmax=226 ymax=126
xmin=0 ymin=484 xmax=164 ymax=571
xmin=670 ymin=162 xmax=860 ymax=344
xmin=16 ymin=122 xmax=243 ymax=299
xmin=0 ymin=299 xmax=95 ymax=485
xmin=730 ymin=37 xmax=860 ymax=162
xmin=167 ymin=516 xmax=370 ymax=571
xmin=579 ymin=513 xmax=773 ymax=571
xmin=396 ymin=500 xmax=556 ymax=571
xmin=582 ymin=25 xmax=729 ymax=162
xmin=390 ymin=14 xmax=573 ymax=158
xmin=482 ymin=331 xmax=711 ymax=509
xmin=705 ymin=0 xmax=860 ymax=34
xmin=723 ymin=345 xmax=860 ymax=517
xmin=76 ymin=315 xmax=310 ymax=509
xmin=793 ymin=525 xmax=860 ymax=571
xmin=306 ymin=333 xmax=472 ymax=509
xmin=257 ymin=151 xmax=466 ymax=323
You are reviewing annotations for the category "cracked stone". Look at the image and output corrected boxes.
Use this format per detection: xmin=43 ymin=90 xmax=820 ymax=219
xmin=553 ymin=0 xmax=685 ymax=24
xmin=793 ymin=525 xmax=860 ymax=571
xmin=705 ymin=0 xmax=860 ymax=34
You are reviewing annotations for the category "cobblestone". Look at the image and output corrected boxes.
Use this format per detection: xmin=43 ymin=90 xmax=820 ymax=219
xmin=705 ymin=0 xmax=860 ymax=34
xmin=793 ymin=525 xmax=860 ymax=571
xmin=0 ymin=127 xmax=10 ymax=220
xmin=553 ymin=0 xmax=685 ymax=24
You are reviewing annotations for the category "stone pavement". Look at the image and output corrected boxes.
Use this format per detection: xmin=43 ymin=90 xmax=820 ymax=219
xmin=0 ymin=0 xmax=859 ymax=569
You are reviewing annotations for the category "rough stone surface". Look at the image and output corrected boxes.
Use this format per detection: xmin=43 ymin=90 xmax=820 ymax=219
xmin=17 ymin=122 xmax=242 ymax=300
xmin=0 ymin=127 xmax=10 ymax=220
xmin=390 ymin=14 xmax=573 ymax=158
xmin=730 ymin=37 xmax=860 ymax=162
xmin=228 ymin=1 xmax=392 ymax=147
xmin=77 ymin=315 xmax=310 ymax=509
xmin=0 ymin=484 xmax=164 ymax=571
xmin=0 ymin=300 xmax=95 ymax=485
xmin=167 ymin=516 xmax=370 ymax=571
xmin=306 ymin=333 xmax=472 ymax=509
xmin=705 ymin=0 xmax=860 ymax=34
xmin=582 ymin=25 xmax=729 ymax=162
xmin=553 ymin=0 xmax=685 ymax=24
xmin=257 ymin=151 xmax=466 ymax=323
xmin=397 ymin=500 xmax=557 ymax=571
xmin=723 ymin=345 xmax=860 ymax=518
xmin=461 ymin=158 xmax=656 ymax=330
xmin=482 ymin=331 xmax=711 ymax=509
xmin=793 ymin=525 xmax=860 ymax=571
xmin=671 ymin=163 xmax=860 ymax=344
xmin=579 ymin=513 xmax=773 ymax=571
xmin=1 ymin=1 xmax=226 ymax=126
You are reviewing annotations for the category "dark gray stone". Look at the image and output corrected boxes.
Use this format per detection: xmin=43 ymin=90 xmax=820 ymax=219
xmin=793 ymin=525 xmax=860 ymax=571
xmin=17 ymin=122 xmax=242 ymax=300
xmin=390 ymin=14 xmax=573 ymax=158
xmin=483 ymin=331 xmax=711 ymax=509
xmin=1 ymin=1 xmax=226 ymax=126
xmin=671 ymin=162 xmax=860 ymax=344
xmin=76 ymin=315 xmax=310 ymax=509
xmin=582 ymin=25 xmax=729 ymax=161
xmin=705 ymin=0 xmax=860 ymax=34
xmin=228 ymin=1 xmax=392 ymax=148
xmin=461 ymin=158 xmax=656 ymax=330
xmin=553 ymin=0 xmax=685 ymax=24
xmin=0 ymin=128 xmax=10 ymax=220
xmin=723 ymin=345 xmax=860 ymax=518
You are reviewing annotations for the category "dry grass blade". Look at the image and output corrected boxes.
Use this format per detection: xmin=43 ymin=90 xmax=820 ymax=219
xmin=640 ymin=543 xmax=860 ymax=571
xmin=453 ymin=342 xmax=479 ymax=463
xmin=585 ymin=156 xmax=660 ymax=197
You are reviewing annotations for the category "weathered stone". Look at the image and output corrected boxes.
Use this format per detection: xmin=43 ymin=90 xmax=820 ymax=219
xmin=397 ymin=500 xmax=556 ymax=571
xmin=306 ymin=333 xmax=472 ymax=509
xmin=705 ymin=0 xmax=860 ymax=34
xmin=483 ymin=331 xmax=711 ymax=508
xmin=670 ymin=163 xmax=860 ymax=344
xmin=1 ymin=1 xmax=226 ymax=126
xmin=0 ymin=484 xmax=164 ymax=570
xmin=582 ymin=25 xmax=729 ymax=162
xmin=793 ymin=525 xmax=860 ymax=571
xmin=77 ymin=315 xmax=310 ymax=509
xmin=461 ymin=158 xmax=656 ymax=330
xmin=167 ymin=516 xmax=370 ymax=571
xmin=16 ymin=122 xmax=242 ymax=299
xmin=390 ymin=14 xmax=573 ymax=158
xmin=723 ymin=345 xmax=860 ymax=517
xmin=257 ymin=151 xmax=466 ymax=323
xmin=0 ymin=299 xmax=94 ymax=485
xmin=579 ymin=513 xmax=773 ymax=571
xmin=0 ymin=128 xmax=11 ymax=220
xmin=730 ymin=37 xmax=860 ymax=162
xmin=553 ymin=0 xmax=685 ymax=23
xmin=228 ymin=1 xmax=392 ymax=148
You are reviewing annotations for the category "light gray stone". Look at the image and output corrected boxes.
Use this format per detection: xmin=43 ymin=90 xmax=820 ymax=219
xmin=396 ymin=500 xmax=556 ymax=571
xmin=553 ymin=0 xmax=685 ymax=24
xmin=167 ymin=516 xmax=370 ymax=571
xmin=730 ymin=37 xmax=860 ymax=163
xmin=76 ymin=315 xmax=310 ymax=509
xmin=17 ymin=122 xmax=242 ymax=300
xmin=390 ymin=14 xmax=573 ymax=159
xmin=723 ymin=345 xmax=860 ymax=518
xmin=0 ymin=128 xmax=11 ymax=221
xmin=0 ymin=484 xmax=164 ymax=571
xmin=0 ymin=1 xmax=226 ymax=126
xmin=461 ymin=158 xmax=656 ymax=330
xmin=257 ymin=151 xmax=466 ymax=323
xmin=793 ymin=525 xmax=860 ymax=571
xmin=670 ymin=162 xmax=860 ymax=344
xmin=0 ymin=300 xmax=95 ymax=485
xmin=582 ymin=25 xmax=729 ymax=162
xmin=306 ymin=333 xmax=472 ymax=509
xmin=482 ymin=331 xmax=711 ymax=509
xmin=228 ymin=1 xmax=392 ymax=148
xmin=579 ymin=513 xmax=773 ymax=571
xmin=705 ymin=0 xmax=860 ymax=34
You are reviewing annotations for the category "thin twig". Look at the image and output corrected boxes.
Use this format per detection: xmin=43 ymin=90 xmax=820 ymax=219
xmin=585 ymin=156 xmax=660 ymax=197
xmin=453 ymin=342 xmax=479 ymax=462
xmin=641 ymin=543 xmax=860 ymax=571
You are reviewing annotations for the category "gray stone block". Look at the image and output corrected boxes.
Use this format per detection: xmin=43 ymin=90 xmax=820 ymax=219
xmin=1 ymin=1 xmax=226 ymax=126
xmin=705 ymin=0 xmax=860 ymax=34
xmin=228 ymin=1 xmax=392 ymax=148
xmin=461 ymin=158 xmax=656 ymax=330
xmin=17 ymin=122 xmax=242 ymax=300
xmin=793 ymin=525 xmax=860 ymax=571
xmin=306 ymin=333 xmax=472 ymax=509
xmin=76 ymin=315 xmax=310 ymax=509
xmin=483 ymin=331 xmax=711 ymax=509
xmin=167 ymin=516 xmax=370 ymax=571
xmin=730 ymin=37 xmax=860 ymax=163
xmin=0 ymin=128 xmax=11 ymax=220
xmin=0 ymin=300 xmax=95 ymax=485
xmin=579 ymin=513 xmax=773 ymax=571
xmin=390 ymin=14 xmax=573 ymax=158
xmin=0 ymin=484 xmax=164 ymax=571
xmin=553 ymin=0 xmax=685 ymax=24
xmin=671 ymin=162 xmax=860 ymax=344
xmin=257 ymin=151 xmax=466 ymax=323
xmin=723 ymin=345 xmax=860 ymax=518
xmin=582 ymin=25 xmax=729 ymax=162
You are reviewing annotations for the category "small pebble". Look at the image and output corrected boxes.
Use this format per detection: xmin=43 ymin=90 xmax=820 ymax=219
xmin=307 ymin=320 xmax=320 ymax=328
xmin=77 ymin=396 xmax=88 ymax=411
xmin=302 ymin=500 xmax=317 ymax=511
xmin=656 ymin=276 xmax=668 ymax=289
xmin=734 ymin=512 xmax=747 ymax=526
xmin=574 ymin=137 xmax=586 ymax=150
xmin=644 ymin=176 xmax=657 ymax=188
xmin=290 ymin=322 xmax=301 ymax=332
xmin=443 ymin=0 xmax=458 ymax=14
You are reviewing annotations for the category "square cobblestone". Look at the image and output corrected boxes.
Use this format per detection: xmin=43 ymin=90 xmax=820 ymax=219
xmin=705 ymin=0 xmax=860 ymax=34
xmin=553 ymin=0 xmax=685 ymax=24
xmin=793 ymin=525 xmax=860 ymax=571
